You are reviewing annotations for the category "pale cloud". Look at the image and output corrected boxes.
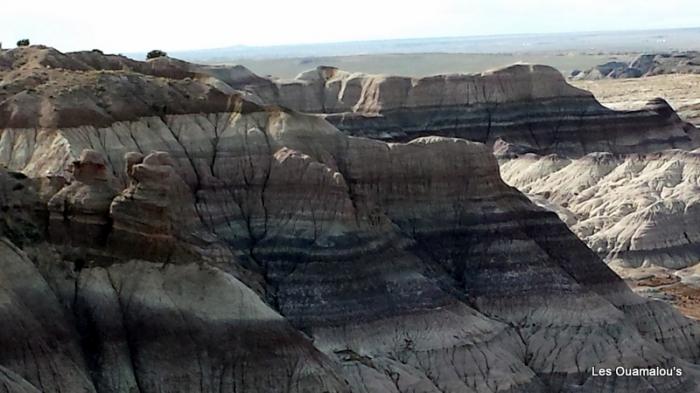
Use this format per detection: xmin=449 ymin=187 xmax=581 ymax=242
xmin=1 ymin=0 xmax=698 ymax=52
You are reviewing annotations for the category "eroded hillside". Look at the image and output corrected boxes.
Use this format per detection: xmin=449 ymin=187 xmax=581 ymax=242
xmin=2 ymin=46 xmax=700 ymax=393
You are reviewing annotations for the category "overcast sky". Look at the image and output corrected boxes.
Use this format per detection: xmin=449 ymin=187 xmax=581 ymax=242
xmin=2 ymin=0 xmax=699 ymax=53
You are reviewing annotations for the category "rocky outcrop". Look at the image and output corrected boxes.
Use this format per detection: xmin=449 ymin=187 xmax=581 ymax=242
xmin=108 ymin=151 xmax=199 ymax=260
xmin=3 ymin=46 xmax=700 ymax=392
xmin=1 ymin=134 xmax=348 ymax=393
xmin=499 ymin=148 xmax=700 ymax=270
xmin=0 ymin=238 xmax=97 ymax=393
xmin=46 ymin=149 xmax=118 ymax=253
xmin=0 ymin=366 xmax=42 ymax=393
xmin=0 ymin=46 xmax=260 ymax=130
xmin=0 ymin=235 xmax=349 ymax=393
xmin=0 ymin=170 xmax=43 ymax=247
xmin=232 ymin=65 xmax=699 ymax=156
xmin=3 ymin=110 xmax=700 ymax=392
xmin=3 ymin=46 xmax=696 ymax=156
xmin=572 ymin=51 xmax=700 ymax=80
xmin=213 ymin=60 xmax=700 ymax=272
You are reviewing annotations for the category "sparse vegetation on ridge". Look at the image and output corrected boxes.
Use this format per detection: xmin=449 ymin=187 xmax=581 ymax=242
xmin=147 ymin=49 xmax=167 ymax=59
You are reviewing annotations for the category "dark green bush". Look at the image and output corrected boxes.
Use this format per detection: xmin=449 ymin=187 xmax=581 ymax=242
xmin=146 ymin=49 xmax=167 ymax=59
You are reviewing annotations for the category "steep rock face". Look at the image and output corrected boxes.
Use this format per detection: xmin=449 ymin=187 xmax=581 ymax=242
xmin=3 ymin=47 xmax=700 ymax=392
xmin=47 ymin=149 xmax=118 ymax=254
xmin=0 ymin=366 xmax=42 ymax=393
xmin=0 ymin=234 xmax=350 ymax=393
xmin=225 ymin=62 xmax=700 ymax=271
xmin=0 ymin=170 xmax=43 ymax=247
xmin=0 ymin=149 xmax=349 ymax=393
xmin=0 ymin=238 xmax=96 ymax=393
xmin=4 ymin=107 xmax=700 ymax=392
xmin=69 ymin=260 xmax=350 ymax=393
xmin=234 ymin=65 xmax=698 ymax=156
xmin=108 ymin=151 xmax=200 ymax=260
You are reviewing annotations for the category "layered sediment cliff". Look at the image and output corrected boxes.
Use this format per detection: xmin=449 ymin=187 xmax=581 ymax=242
xmin=228 ymin=65 xmax=698 ymax=156
xmin=2 ymin=46 xmax=700 ymax=393
xmin=223 ymin=63 xmax=700 ymax=270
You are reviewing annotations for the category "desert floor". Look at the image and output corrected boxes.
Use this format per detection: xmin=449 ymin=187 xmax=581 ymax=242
xmin=572 ymin=74 xmax=700 ymax=125
xmin=218 ymin=52 xmax=636 ymax=79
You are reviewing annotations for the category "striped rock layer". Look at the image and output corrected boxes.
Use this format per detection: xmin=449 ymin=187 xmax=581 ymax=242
xmin=1 ymin=46 xmax=700 ymax=392
xmin=232 ymin=65 xmax=698 ymax=156
xmin=230 ymin=64 xmax=700 ymax=269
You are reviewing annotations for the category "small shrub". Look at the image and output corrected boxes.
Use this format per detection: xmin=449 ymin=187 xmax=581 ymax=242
xmin=16 ymin=39 xmax=30 ymax=47
xmin=146 ymin=49 xmax=167 ymax=60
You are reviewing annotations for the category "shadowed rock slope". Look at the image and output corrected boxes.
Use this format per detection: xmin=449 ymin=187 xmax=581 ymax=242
xmin=223 ymin=63 xmax=700 ymax=271
xmin=219 ymin=64 xmax=700 ymax=271
xmin=3 ymin=46 xmax=700 ymax=393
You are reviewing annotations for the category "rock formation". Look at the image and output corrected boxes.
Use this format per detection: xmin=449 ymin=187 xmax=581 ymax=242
xmin=499 ymin=148 xmax=700 ymax=268
xmin=227 ymin=64 xmax=699 ymax=156
xmin=218 ymin=62 xmax=700 ymax=271
xmin=214 ymin=62 xmax=700 ymax=271
xmin=3 ymin=46 xmax=700 ymax=392
xmin=572 ymin=51 xmax=700 ymax=80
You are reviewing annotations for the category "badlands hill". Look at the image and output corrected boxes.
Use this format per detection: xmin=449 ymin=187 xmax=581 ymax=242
xmin=2 ymin=46 xmax=700 ymax=393
xmin=227 ymin=64 xmax=698 ymax=156
xmin=224 ymin=60 xmax=700 ymax=316
xmin=572 ymin=51 xmax=700 ymax=80
xmin=213 ymin=60 xmax=700 ymax=273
